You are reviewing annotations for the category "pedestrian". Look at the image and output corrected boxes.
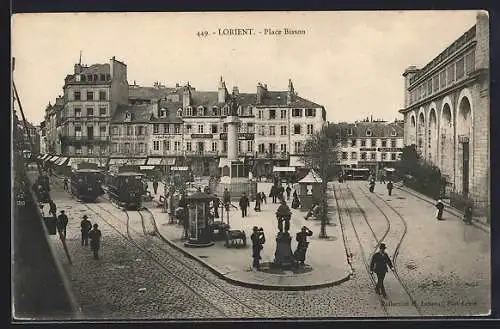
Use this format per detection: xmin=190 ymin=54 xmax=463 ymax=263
xmin=63 ymin=177 xmax=69 ymax=191
xmin=294 ymin=226 xmax=313 ymax=266
xmin=463 ymin=203 xmax=473 ymax=225
xmin=279 ymin=185 xmax=285 ymax=201
xmin=48 ymin=199 xmax=57 ymax=218
xmin=254 ymin=192 xmax=261 ymax=212
xmin=286 ymin=184 xmax=292 ymax=201
xmin=435 ymin=199 xmax=445 ymax=220
xmin=369 ymin=180 xmax=375 ymax=193
xmin=260 ymin=191 xmax=267 ymax=204
xmin=291 ymin=193 xmax=301 ymax=209
xmin=223 ymin=187 xmax=231 ymax=211
xmin=370 ymin=243 xmax=394 ymax=298
xmin=250 ymin=226 xmax=265 ymax=270
xmin=304 ymin=202 xmax=321 ymax=220
xmin=270 ymin=185 xmax=277 ymax=204
xmin=56 ymin=210 xmax=69 ymax=239
xmin=80 ymin=214 xmax=92 ymax=246
xmin=387 ymin=181 xmax=393 ymax=196
xmin=88 ymin=223 xmax=102 ymax=260
xmin=152 ymin=179 xmax=159 ymax=195
xmin=276 ymin=199 xmax=292 ymax=233
xmin=213 ymin=194 xmax=220 ymax=218
xmin=239 ymin=192 xmax=250 ymax=218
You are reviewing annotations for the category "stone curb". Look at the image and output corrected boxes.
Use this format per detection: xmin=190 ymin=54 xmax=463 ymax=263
xmin=395 ymin=184 xmax=490 ymax=232
xmin=151 ymin=214 xmax=352 ymax=291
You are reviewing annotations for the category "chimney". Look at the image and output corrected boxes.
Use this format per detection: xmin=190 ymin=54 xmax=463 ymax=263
xmin=74 ymin=64 xmax=83 ymax=74
xmin=151 ymin=99 xmax=160 ymax=118
xmin=218 ymin=76 xmax=227 ymax=103
xmin=256 ymin=82 xmax=265 ymax=104
xmin=232 ymin=86 xmax=239 ymax=95
xmin=475 ymin=11 xmax=489 ymax=70
xmin=183 ymin=84 xmax=191 ymax=108
xmin=287 ymin=79 xmax=295 ymax=104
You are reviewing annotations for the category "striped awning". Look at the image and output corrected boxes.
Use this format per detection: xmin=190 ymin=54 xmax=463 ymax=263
xmin=146 ymin=157 xmax=163 ymax=166
xmin=171 ymin=166 xmax=189 ymax=171
xmin=49 ymin=156 xmax=60 ymax=162
xmin=55 ymin=157 xmax=69 ymax=165
xmin=108 ymin=158 xmax=147 ymax=166
xmin=140 ymin=165 xmax=156 ymax=170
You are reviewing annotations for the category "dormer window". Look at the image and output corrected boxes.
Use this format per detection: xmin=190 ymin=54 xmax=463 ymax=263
xmin=124 ymin=111 xmax=131 ymax=122
xmin=186 ymin=106 xmax=193 ymax=116
xmin=177 ymin=108 xmax=183 ymax=117
xmin=197 ymin=106 xmax=205 ymax=116
xmin=222 ymin=105 xmax=229 ymax=116
xmin=212 ymin=106 xmax=219 ymax=116
xmin=87 ymin=74 xmax=93 ymax=81
xmin=391 ymin=129 xmax=397 ymax=137
xmin=75 ymin=75 xmax=81 ymax=82
xmin=366 ymin=129 xmax=372 ymax=137
xmin=238 ymin=106 xmax=243 ymax=116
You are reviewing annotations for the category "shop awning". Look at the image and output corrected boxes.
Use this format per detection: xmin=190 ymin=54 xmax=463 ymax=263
xmin=171 ymin=166 xmax=189 ymax=171
xmin=164 ymin=157 xmax=176 ymax=165
xmin=49 ymin=156 xmax=60 ymax=163
xmin=43 ymin=155 xmax=53 ymax=161
xmin=146 ymin=157 xmax=163 ymax=166
xmin=139 ymin=165 xmax=156 ymax=170
xmin=289 ymin=156 xmax=306 ymax=167
xmin=108 ymin=158 xmax=146 ymax=166
xmin=384 ymin=167 xmax=396 ymax=172
xmin=273 ymin=166 xmax=296 ymax=172
xmin=55 ymin=157 xmax=69 ymax=165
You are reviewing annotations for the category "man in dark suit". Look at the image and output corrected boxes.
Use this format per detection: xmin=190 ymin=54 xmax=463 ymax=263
xmin=370 ymin=243 xmax=394 ymax=298
xmin=239 ymin=193 xmax=250 ymax=218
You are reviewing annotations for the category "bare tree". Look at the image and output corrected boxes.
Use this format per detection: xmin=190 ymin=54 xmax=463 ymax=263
xmin=301 ymin=125 xmax=342 ymax=239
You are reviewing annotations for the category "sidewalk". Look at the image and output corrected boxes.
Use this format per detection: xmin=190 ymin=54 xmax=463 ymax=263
xmin=145 ymin=181 xmax=352 ymax=290
xmin=394 ymin=182 xmax=490 ymax=231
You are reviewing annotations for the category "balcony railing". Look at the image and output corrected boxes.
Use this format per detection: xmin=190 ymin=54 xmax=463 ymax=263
xmin=255 ymin=152 xmax=290 ymax=159
xmin=61 ymin=135 xmax=110 ymax=143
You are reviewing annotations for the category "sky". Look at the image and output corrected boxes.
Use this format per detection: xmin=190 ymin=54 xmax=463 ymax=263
xmin=12 ymin=11 xmax=479 ymax=125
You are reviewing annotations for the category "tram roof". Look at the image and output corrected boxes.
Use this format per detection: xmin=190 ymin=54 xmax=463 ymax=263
xmin=114 ymin=172 xmax=144 ymax=177
xmin=75 ymin=169 xmax=103 ymax=173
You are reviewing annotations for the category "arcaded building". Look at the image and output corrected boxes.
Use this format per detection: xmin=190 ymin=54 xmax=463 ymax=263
xmin=399 ymin=12 xmax=489 ymax=212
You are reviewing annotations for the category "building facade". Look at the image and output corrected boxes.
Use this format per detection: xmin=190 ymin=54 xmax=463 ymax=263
xmin=333 ymin=120 xmax=404 ymax=173
xmin=399 ymin=12 xmax=489 ymax=211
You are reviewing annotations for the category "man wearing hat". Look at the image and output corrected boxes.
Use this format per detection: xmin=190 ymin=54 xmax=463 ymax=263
xmin=80 ymin=215 xmax=92 ymax=246
xmin=250 ymin=226 xmax=265 ymax=270
xmin=56 ymin=210 xmax=69 ymax=239
xmin=88 ymin=223 xmax=102 ymax=260
xmin=370 ymin=243 xmax=394 ymax=298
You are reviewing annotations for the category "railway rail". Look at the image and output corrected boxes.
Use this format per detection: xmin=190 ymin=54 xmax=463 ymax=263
xmin=81 ymin=201 xmax=289 ymax=318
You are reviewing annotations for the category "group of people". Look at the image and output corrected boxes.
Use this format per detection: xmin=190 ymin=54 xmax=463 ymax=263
xmin=368 ymin=177 xmax=394 ymax=196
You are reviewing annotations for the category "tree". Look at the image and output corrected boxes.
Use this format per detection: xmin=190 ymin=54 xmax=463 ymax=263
xmin=301 ymin=125 xmax=342 ymax=239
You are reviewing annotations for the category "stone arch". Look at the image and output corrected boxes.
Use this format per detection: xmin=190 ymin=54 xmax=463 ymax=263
xmin=455 ymin=88 xmax=474 ymax=197
xmin=409 ymin=113 xmax=417 ymax=145
xmin=428 ymin=105 xmax=438 ymax=164
xmin=439 ymin=98 xmax=454 ymax=180
xmin=417 ymin=107 xmax=426 ymax=156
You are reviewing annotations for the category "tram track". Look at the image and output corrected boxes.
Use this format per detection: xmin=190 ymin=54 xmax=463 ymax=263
xmin=332 ymin=183 xmax=389 ymax=316
xmin=82 ymin=201 xmax=290 ymax=318
xmin=352 ymin=183 xmax=422 ymax=316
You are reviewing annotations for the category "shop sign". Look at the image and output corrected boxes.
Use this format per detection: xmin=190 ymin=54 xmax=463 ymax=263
xmin=191 ymin=134 xmax=213 ymax=139
xmin=219 ymin=132 xmax=254 ymax=140
xmin=377 ymin=148 xmax=403 ymax=152
xmin=360 ymin=148 xmax=377 ymax=151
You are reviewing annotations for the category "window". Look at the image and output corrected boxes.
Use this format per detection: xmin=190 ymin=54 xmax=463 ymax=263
xmin=163 ymin=124 xmax=168 ymax=134
xmin=391 ymin=139 xmax=397 ymax=147
xmin=281 ymin=110 xmax=287 ymax=119
xmin=381 ymin=153 xmax=387 ymax=160
xmin=342 ymin=152 xmax=348 ymax=160
xmin=174 ymin=124 xmax=181 ymax=134
xmin=75 ymin=125 xmax=82 ymax=137
xmin=347 ymin=128 xmax=353 ymax=136
xmin=93 ymin=74 xmax=98 ymax=81
xmin=269 ymin=110 xmax=276 ymax=119
xmin=75 ymin=146 xmax=82 ymax=155
xmin=138 ymin=143 xmax=145 ymax=153
xmin=280 ymin=144 xmax=287 ymax=153
xmin=198 ymin=125 xmax=204 ymax=134
xmin=138 ymin=126 xmax=144 ymax=135
xmin=366 ymin=129 xmax=372 ymax=136
xmin=112 ymin=126 xmax=119 ymax=135
xmin=269 ymin=126 xmax=275 ymax=136
xmin=75 ymin=108 xmax=81 ymax=117
xmin=127 ymin=126 xmax=133 ymax=136
xmin=238 ymin=141 xmax=243 ymax=153
xmin=185 ymin=125 xmax=192 ymax=133
xmin=100 ymin=74 xmax=106 ymax=81
xmin=87 ymin=108 xmax=93 ymax=116
xmin=307 ymin=124 xmax=314 ymax=135
xmin=177 ymin=109 xmax=183 ymax=117
xmin=258 ymin=110 xmax=263 ymax=119
xmin=351 ymin=139 xmax=357 ymax=147
xmin=223 ymin=124 xmax=227 ymax=133
xmin=162 ymin=140 xmax=169 ymax=151
xmin=99 ymin=107 xmax=106 ymax=116
xmin=111 ymin=143 xmax=118 ymax=152
xmin=427 ymin=79 xmax=432 ymax=95
xmin=99 ymin=91 xmax=107 ymax=101
xmin=391 ymin=129 xmax=397 ymax=137
xmin=86 ymin=91 xmax=94 ymax=100
xmin=124 ymin=143 xmax=131 ymax=153
xmin=361 ymin=140 xmax=366 ymax=147
xmin=75 ymin=75 xmax=81 ymax=82
xmin=294 ymin=124 xmax=301 ymax=134
xmin=432 ymin=74 xmax=439 ymax=91
xmin=447 ymin=64 xmax=455 ymax=84
xmin=258 ymin=143 xmax=265 ymax=153
xmin=391 ymin=153 xmax=397 ymax=160
xmin=186 ymin=142 xmax=192 ymax=151
xmin=247 ymin=141 xmax=253 ymax=153
xmin=306 ymin=109 xmax=316 ymax=117
xmin=370 ymin=152 xmax=376 ymax=160
xmin=153 ymin=124 xmax=159 ymax=134
xmin=351 ymin=152 xmax=357 ymax=160
xmin=211 ymin=124 xmax=218 ymax=134
xmin=381 ymin=140 xmax=387 ymax=147
xmin=247 ymin=123 xmax=255 ymax=133
xmin=361 ymin=152 xmax=367 ymax=160
xmin=153 ymin=141 xmax=160 ymax=151
xmin=99 ymin=126 xmax=106 ymax=135
xmin=174 ymin=141 xmax=180 ymax=151
xmin=292 ymin=109 xmax=302 ymax=117
xmin=280 ymin=126 xmax=287 ymax=135
xmin=258 ymin=126 xmax=264 ymax=136
xmin=222 ymin=141 xmax=227 ymax=152
xmin=74 ymin=91 xmax=81 ymax=100
xmin=87 ymin=74 xmax=92 ymax=81
xmin=212 ymin=141 xmax=218 ymax=152
xmin=294 ymin=142 xmax=302 ymax=153
xmin=439 ymin=70 xmax=446 ymax=89
xmin=269 ymin=143 xmax=276 ymax=154
xmin=465 ymin=52 xmax=475 ymax=74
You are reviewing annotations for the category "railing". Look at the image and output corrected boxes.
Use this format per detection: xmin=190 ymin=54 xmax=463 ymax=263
xmin=255 ymin=152 xmax=290 ymax=160
xmin=62 ymin=135 xmax=110 ymax=143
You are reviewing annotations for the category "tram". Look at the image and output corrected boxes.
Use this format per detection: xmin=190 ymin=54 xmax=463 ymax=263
xmin=383 ymin=167 xmax=396 ymax=181
xmin=343 ymin=168 xmax=370 ymax=180
xmin=107 ymin=165 xmax=145 ymax=210
xmin=70 ymin=164 xmax=105 ymax=202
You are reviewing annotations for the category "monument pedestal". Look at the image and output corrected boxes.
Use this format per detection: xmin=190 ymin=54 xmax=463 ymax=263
xmin=271 ymin=232 xmax=296 ymax=269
